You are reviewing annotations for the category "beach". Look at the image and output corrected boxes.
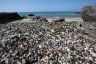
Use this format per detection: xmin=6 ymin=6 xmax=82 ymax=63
xmin=0 ymin=15 xmax=96 ymax=64
xmin=12 ymin=17 xmax=83 ymax=23
xmin=0 ymin=0 xmax=95 ymax=63
xmin=47 ymin=17 xmax=83 ymax=22
xmin=65 ymin=17 xmax=83 ymax=22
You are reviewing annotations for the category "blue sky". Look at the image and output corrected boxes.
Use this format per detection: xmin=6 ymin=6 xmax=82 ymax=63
xmin=0 ymin=0 xmax=95 ymax=12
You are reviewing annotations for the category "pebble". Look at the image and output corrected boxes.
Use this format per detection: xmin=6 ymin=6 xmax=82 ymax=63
xmin=22 ymin=59 xmax=26 ymax=64
xmin=0 ymin=21 xmax=95 ymax=64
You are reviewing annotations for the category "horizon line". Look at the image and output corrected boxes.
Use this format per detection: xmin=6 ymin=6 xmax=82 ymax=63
xmin=0 ymin=11 xmax=81 ymax=13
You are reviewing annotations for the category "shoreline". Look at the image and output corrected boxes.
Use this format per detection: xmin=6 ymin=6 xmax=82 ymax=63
xmin=65 ymin=17 xmax=83 ymax=22
xmin=47 ymin=17 xmax=83 ymax=22
xmin=10 ymin=17 xmax=83 ymax=23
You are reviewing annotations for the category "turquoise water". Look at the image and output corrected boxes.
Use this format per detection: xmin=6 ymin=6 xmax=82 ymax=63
xmin=18 ymin=12 xmax=81 ymax=18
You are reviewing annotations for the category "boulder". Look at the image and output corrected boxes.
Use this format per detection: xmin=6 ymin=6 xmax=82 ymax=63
xmin=81 ymin=6 xmax=96 ymax=38
xmin=0 ymin=12 xmax=22 ymax=24
xmin=39 ymin=17 xmax=48 ymax=22
xmin=22 ymin=16 xmax=27 ymax=19
xmin=53 ymin=17 xmax=65 ymax=22
xmin=81 ymin=6 xmax=96 ymax=22
xmin=30 ymin=16 xmax=48 ymax=22
xmin=28 ymin=14 xmax=35 ymax=16
xmin=30 ymin=16 xmax=41 ymax=20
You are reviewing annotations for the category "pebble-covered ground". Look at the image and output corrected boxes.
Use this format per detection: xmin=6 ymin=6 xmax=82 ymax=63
xmin=0 ymin=21 xmax=96 ymax=64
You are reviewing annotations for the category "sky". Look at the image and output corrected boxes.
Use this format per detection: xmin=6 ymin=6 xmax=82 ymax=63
xmin=0 ymin=0 xmax=95 ymax=12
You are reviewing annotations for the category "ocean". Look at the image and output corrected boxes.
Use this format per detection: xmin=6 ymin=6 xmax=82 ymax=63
xmin=18 ymin=12 xmax=81 ymax=18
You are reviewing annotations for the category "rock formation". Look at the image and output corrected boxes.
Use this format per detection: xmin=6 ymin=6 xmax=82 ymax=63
xmin=0 ymin=12 xmax=22 ymax=24
xmin=81 ymin=6 xmax=96 ymax=22
xmin=81 ymin=6 xmax=96 ymax=38
xmin=28 ymin=14 xmax=35 ymax=16
xmin=53 ymin=17 xmax=65 ymax=23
